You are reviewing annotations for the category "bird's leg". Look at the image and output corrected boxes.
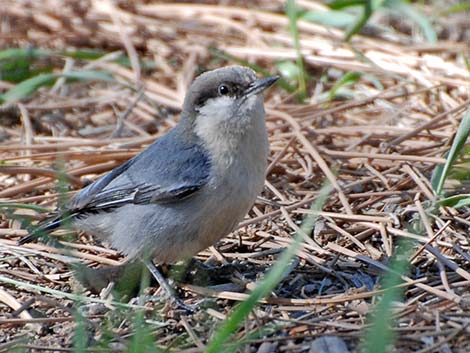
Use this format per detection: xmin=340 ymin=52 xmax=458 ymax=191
xmin=145 ymin=260 xmax=194 ymax=313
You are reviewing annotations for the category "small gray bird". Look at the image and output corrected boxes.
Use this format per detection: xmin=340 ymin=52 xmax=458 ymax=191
xmin=20 ymin=66 xmax=278 ymax=297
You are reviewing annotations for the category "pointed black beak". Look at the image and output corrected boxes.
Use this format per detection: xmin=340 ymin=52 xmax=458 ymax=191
xmin=243 ymin=75 xmax=279 ymax=96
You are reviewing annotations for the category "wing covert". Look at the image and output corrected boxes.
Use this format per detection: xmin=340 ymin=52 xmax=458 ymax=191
xmin=68 ymin=126 xmax=211 ymax=213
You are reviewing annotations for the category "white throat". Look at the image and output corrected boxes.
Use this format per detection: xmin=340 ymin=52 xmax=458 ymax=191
xmin=193 ymin=94 xmax=266 ymax=169
xmin=195 ymin=96 xmax=236 ymax=126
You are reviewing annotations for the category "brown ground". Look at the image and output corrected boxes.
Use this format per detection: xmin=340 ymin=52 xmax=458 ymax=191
xmin=0 ymin=1 xmax=469 ymax=352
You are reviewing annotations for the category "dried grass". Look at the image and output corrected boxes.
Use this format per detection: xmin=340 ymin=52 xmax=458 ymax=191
xmin=0 ymin=1 xmax=469 ymax=352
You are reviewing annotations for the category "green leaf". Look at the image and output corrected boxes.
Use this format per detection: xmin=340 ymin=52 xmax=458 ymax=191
xmin=432 ymin=107 xmax=470 ymax=195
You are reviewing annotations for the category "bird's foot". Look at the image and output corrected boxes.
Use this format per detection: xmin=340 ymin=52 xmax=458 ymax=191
xmin=145 ymin=261 xmax=196 ymax=314
xmin=168 ymin=296 xmax=195 ymax=314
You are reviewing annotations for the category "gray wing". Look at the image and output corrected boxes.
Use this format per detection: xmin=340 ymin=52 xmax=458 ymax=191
xmin=69 ymin=126 xmax=211 ymax=213
xmin=18 ymin=126 xmax=211 ymax=245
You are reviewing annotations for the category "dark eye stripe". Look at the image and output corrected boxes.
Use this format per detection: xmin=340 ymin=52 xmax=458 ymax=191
xmin=195 ymin=82 xmax=248 ymax=107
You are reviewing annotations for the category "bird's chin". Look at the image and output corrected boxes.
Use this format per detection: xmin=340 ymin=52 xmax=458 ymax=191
xmin=236 ymin=94 xmax=263 ymax=118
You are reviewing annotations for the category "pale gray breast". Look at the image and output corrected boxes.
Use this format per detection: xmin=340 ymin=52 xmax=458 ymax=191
xmin=73 ymin=102 xmax=268 ymax=263
xmin=195 ymin=109 xmax=269 ymax=249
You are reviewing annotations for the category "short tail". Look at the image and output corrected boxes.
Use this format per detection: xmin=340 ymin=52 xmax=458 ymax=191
xmin=18 ymin=213 xmax=73 ymax=245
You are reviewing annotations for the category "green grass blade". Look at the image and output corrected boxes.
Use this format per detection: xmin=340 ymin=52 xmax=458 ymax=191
xmin=59 ymin=49 xmax=109 ymax=60
xmin=328 ymin=71 xmax=362 ymax=100
xmin=301 ymin=10 xmax=356 ymax=28
xmin=0 ymin=274 xmax=146 ymax=310
xmin=0 ymin=73 xmax=56 ymax=103
xmin=274 ymin=60 xmax=304 ymax=93
xmin=60 ymin=70 xmax=115 ymax=82
xmin=328 ymin=0 xmax=366 ymax=9
xmin=432 ymin=107 xmax=470 ymax=195
xmin=128 ymin=314 xmax=162 ymax=353
xmin=0 ymin=48 xmax=51 ymax=61
xmin=339 ymin=0 xmax=388 ymax=41
xmin=73 ymin=306 xmax=87 ymax=353
xmin=441 ymin=2 xmax=470 ymax=15
xmin=286 ymin=0 xmax=307 ymax=101
xmin=0 ymin=202 xmax=51 ymax=213
xmin=390 ymin=0 xmax=437 ymax=43
xmin=0 ymin=70 xmax=115 ymax=103
xmin=362 ymin=238 xmax=414 ymax=353
xmin=0 ymin=48 xmax=123 ymax=83
xmin=205 ymin=250 xmax=300 ymax=353
xmin=204 ymin=183 xmax=332 ymax=353
xmin=463 ymin=54 xmax=470 ymax=73
xmin=0 ymin=48 xmax=55 ymax=83
xmin=438 ymin=194 xmax=470 ymax=208
xmin=127 ymin=262 xmax=164 ymax=353
xmin=343 ymin=0 xmax=372 ymax=41
xmin=1 ymin=346 xmax=27 ymax=353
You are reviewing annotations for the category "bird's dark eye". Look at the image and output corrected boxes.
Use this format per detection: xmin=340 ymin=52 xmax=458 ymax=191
xmin=218 ymin=84 xmax=229 ymax=95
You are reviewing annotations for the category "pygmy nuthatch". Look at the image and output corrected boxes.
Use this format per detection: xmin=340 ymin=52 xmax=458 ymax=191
xmin=20 ymin=66 xmax=278 ymax=272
